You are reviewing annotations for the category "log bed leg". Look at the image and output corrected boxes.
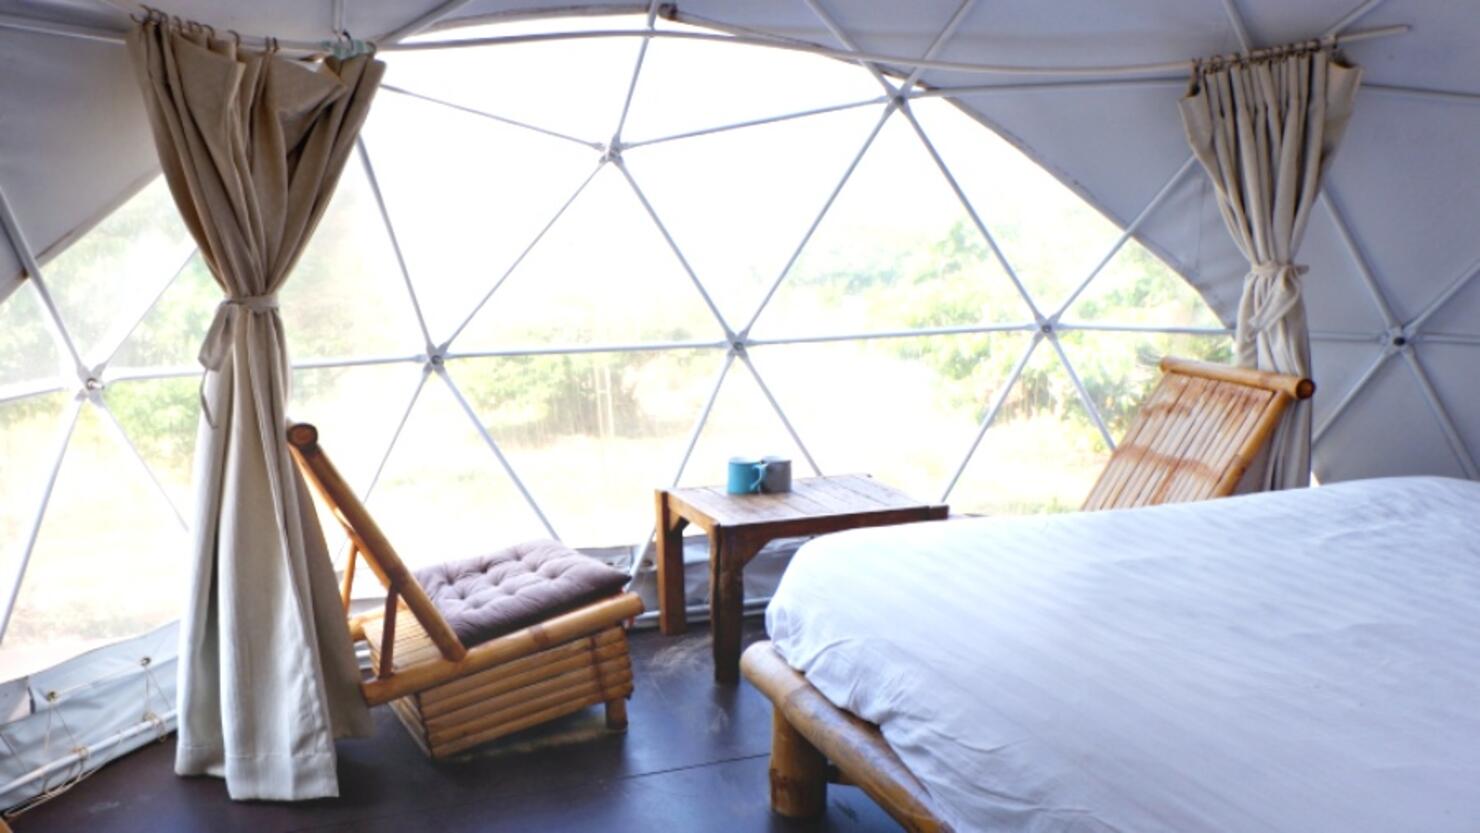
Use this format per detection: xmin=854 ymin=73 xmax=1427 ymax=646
xmin=604 ymin=697 xmax=628 ymax=731
xmin=770 ymin=706 xmax=827 ymax=818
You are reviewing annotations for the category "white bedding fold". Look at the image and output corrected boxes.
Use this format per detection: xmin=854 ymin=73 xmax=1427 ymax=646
xmin=767 ymin=476 xmax=1480 ymax=833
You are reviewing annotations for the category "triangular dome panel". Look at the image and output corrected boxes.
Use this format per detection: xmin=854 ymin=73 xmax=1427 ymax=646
xmin=287 ymin=363 xmax=429 ymax=558
xmin=361 ymin=90 xmax=600 ymax=346
xmin=910 ymin=97 xmax=1124 ymax=315
xmin=680 ymin=360 xmax=813 ymax=489
xmin=622 ymin=22 xmax=883 ymax=143
xmin=447 ymin=349 xmax=724 ymax=548
xmin=108 ymin=253 xmax=216 ymax=372
xmin=278 ymin=157 xmax=426 ymax=360
xmin=1315 ymin=351 xmax=1468 ymax=482
xmin=39 ymin=178 xmax=195 ymax=367
xmin=748 ymin=333 xmax=1029 ymax=502
xmin=1055 ymin=330 xmax=1233 ymax=441
xmin=751 ymin=108 xmax=1029 ymax=338
xmin=948 ymin=340 xmax=1113 ymax=515
xmin=383 ymin=14 xmax=642 ymax=145
xmin=1 ymin=402 xmax=187 ymax=678
xmin=622 ymin=104 xmax=883 ymax=331
xmin=361 ymin=373 xmax=551 ymax=571
xmin=101 ymin=377 xmax=199 ymax=517
xmin=454 ymin=164 xmax=725 ymax=350
xmin=0 ymin=393 xmax=70 ymax=593
xmin=0 ymin=279 xmax=63 ymax=392
xmin=1063 ymin=238 xmax=1225 ymax=330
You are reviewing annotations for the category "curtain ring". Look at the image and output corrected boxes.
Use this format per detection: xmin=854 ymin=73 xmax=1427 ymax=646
xmin=228 ymin=28 xmax=241 ymax=48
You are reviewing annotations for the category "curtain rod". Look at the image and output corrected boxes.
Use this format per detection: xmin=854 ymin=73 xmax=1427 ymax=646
xmin=384 ymin=23 xmax=1409 ymax=77
xmin=1 ymin=12 xmax=1409 ymax=77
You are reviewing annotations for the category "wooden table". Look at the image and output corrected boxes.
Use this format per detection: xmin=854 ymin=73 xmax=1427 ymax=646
xmin=655 ymin=475 xmax=947 ymax=683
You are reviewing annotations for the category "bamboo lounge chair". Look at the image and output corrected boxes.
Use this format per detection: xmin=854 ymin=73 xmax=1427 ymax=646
xmin=1081 ymin=356 xmax=1315 ymax=510
xmin=742 ymin=356 xmax=1314 ymax=831
xmin=286 ymin=423 xmax=644 ymax=759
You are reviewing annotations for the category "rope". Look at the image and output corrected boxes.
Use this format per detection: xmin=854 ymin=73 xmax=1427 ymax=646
xmin=3 ymin=654 xmax=176 ymax=821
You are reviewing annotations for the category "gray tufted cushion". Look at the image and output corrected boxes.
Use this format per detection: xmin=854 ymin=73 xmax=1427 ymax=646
xmin=414 ymin=540 xmax=630 ymax=648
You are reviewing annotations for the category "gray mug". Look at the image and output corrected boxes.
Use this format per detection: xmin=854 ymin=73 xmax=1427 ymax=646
xmin=760 ymin=456 xmax=792 ymax=493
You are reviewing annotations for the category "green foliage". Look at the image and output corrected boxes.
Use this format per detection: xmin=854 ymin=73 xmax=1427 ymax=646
xmin=1 ymin=182 xmax=1230 ymax=508
xmin=103 ymin=378 xmax=199 ymax=480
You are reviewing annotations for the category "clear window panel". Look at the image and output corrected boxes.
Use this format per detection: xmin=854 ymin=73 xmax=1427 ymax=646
xmin=358 ymin=376 xmax=551 ymax=571
xmin=102 ymin=377 xmax=199 ymax=517
xmin=1056 ymin=330 xmax=1234 ymax=440
xmin=279 ymin=157 xmax=426 ymax=360
xmin=909 ymin=98 xmax=1123 ymax=315
xmin=453 ymin=165 xmax=724 ymax=350
xmin=447 ymin=349 xmax=724 ymax=548
xmin=622 ymin=104 xmax=884 ymax=332
xmin=680 ymin=360 xmax=811 ymax=489
xmin=0 ymin=403 xmax=188 ymax=681
xmin=0 ymin=393 xmax=70 ymax=607
xmin=748 ymin=333 xmax=1033 ymax=503
xmin=948 ymin=341 xmax=1112 ymax=516
xmin=108 ymin=253 xmax=217 ymax=372
xmin=623 ymin=21 xmax=884 ymax=143
xmin=287 ymin=363 xmax=428 ymax=560
xmin=751 ymin=109 xmax=1030 ymax=338
xmin=40 ymin=178 xmax=196 ymax=366
xmin=362 ymin=90 xmax=600 ymax=345
xmin=385 ymin=15 xmax=643 ymax=144
xmin=0 ymin=279 xmax=63 ymax=392
xmin=1062 ymin=238 xmax=1225 ymax=329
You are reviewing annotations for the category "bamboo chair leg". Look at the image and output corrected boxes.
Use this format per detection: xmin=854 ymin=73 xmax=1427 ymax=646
xmin=770 ymin=707 xmax=827 ymax=818
xmin=604 ymin=697 xmax=628 ymax=731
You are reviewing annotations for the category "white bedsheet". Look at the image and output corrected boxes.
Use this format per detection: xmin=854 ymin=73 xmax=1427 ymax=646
xmin=767 ymin=476 xmax=1480 ymax=833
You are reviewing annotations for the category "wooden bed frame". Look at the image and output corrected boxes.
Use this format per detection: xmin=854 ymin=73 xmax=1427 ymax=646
xmin=741 ymin=357 xmax=1313 ymax=829
xmin=742 ymin=642 xmax=954 ymax=832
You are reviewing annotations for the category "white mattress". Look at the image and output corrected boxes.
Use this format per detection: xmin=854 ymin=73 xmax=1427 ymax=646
xmin=767 ymin=476 xmax=1480 ymax=833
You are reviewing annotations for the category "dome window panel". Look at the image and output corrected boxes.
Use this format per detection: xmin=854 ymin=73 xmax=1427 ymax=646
xmin=447 ymin=350 xmax=725 ymax=549
xmin=37 ymin=178 xmax=196 ymax=369
xmin=0 ymin=12 xmax=1270 ymax=677
xmin=750 ymin=107 xmax=1032 ymax=339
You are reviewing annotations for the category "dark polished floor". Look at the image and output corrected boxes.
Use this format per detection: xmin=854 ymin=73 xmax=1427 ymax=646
xmin=12 ymin=618 xmax=899 ymax=833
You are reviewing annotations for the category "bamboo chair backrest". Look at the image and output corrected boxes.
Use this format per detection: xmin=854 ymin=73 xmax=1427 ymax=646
xmin=1081 ymin=357 xmax=1315 ymax=511
xmin=287 ymin=423 xmax=468 ymax=664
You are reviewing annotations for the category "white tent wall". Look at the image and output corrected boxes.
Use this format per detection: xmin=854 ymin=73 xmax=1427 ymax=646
xmin=0 ymin=21 xmax=159 ymax=303
xmin=0 ymin=0 xmax=1477 ymax=811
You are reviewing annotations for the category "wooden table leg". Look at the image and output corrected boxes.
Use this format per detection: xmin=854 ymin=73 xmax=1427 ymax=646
xmin=656 ymin=491 xmax=688 ymax=635
xmin=711 ymin=528 xmax=760 ymax=685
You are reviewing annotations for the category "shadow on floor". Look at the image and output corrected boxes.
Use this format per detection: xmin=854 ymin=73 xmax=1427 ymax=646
xmin=10 ymin=618 xmax=899 ymax=833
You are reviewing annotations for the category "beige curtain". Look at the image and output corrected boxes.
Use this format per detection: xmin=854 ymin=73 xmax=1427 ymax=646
xmin=1178 ymin=48 xmax=1361 ymax=490
xmin=127 ymin=17 xmax=383 ymax=800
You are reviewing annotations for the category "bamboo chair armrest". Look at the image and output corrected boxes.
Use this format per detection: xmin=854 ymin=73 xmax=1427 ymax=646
xmin=362 ymin=592 xmax=644 ymax=706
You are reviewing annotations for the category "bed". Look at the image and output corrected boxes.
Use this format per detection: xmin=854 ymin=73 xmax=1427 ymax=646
xmin=749 ymin=476 xmax=1480 ymax=833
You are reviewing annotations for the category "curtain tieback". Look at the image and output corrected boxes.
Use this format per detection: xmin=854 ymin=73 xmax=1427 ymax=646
xmin=1249 ymin=261 xmax=1309 ymax=279
xmin=1237 ymin=263 xmax=1308 ymax=346
xmin=196 ymin=293 xmax=280 ymax=428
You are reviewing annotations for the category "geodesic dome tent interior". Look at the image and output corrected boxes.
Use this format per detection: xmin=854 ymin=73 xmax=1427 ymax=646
xmin=0 ymin=0 xmax=1477 ymax=814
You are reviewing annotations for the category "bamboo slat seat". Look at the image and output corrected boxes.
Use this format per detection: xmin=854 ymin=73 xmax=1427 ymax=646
xmin=1082 ymin=356 xmax=1315 ymax=511
xmin=286 ymin=423 xmax=643 ymax=759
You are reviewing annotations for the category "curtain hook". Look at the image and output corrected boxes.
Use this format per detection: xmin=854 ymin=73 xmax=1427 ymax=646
xmin=228 ymin=28 xmax=241 ymax=48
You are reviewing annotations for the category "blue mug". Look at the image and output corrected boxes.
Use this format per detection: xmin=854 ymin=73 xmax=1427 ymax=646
xmin=726 ymin=457 xmax=767 ymax=495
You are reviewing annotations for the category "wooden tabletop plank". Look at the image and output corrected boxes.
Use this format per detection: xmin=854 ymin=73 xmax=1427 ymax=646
xmin=665 ymin=475 xmax=934 ymax=528
xmin=827 ymin=475 xmax=924 ymax=508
